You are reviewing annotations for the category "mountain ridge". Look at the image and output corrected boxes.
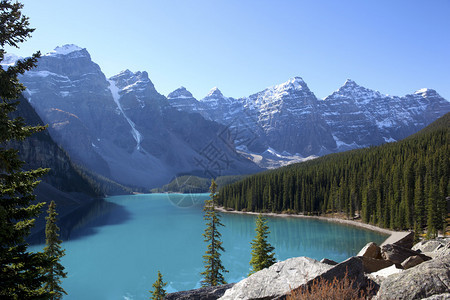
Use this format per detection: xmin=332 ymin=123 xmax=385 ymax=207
xmin=16 ymin=45 xmax=261 ymax=189
xmin=10 ymin=44 xmax=450 ymax=186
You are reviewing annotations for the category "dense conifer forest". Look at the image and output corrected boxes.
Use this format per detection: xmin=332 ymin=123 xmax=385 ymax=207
xmin=218 ymin=113 xmax=449 ymax=235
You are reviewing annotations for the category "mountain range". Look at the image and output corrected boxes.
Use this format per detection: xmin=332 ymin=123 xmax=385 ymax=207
xmin=168 ymin=77 xmax=449 ymax=158
xmin=13 ymin=45 xmax=260 ymax=189
xmin=6 ymin=44 xmax=449 ymax=189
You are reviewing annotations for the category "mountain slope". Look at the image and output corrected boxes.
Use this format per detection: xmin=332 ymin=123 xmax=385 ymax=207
xmin=18 ymin=45 xmax=261 ymax=189
xmin=9 ymin=95 xmax=103 ymax=238
xmin=169 ymin=78 xmax=450 ymax=159
xmin=218 ymin=113 xmax=449 ymax=233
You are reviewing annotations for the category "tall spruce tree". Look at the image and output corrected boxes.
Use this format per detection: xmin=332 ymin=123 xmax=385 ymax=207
xmin=0 ymin=1 xmax=52 ymax=298
xmin=201 ymin=179 xmax=228 ymax=286
xmin=43 ymin=201 xmax=67 ymax=299
xmin=249 ymin=214 xmax=276 ymax=275
xmin=149 ymin=270 xmax=167 ymax=300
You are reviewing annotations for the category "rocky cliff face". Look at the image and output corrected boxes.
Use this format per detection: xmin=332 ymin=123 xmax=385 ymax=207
xmin=168 ymin=78 xmax=450 ymax=158
xmin=9 ymin=95 xmax=101 ymax=239
xmin=18 ymin=45 xmax=261 ymax=189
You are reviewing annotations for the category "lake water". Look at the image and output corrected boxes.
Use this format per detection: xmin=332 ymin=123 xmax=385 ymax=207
xmin=30 ymin=193 xmax=388 ymax=300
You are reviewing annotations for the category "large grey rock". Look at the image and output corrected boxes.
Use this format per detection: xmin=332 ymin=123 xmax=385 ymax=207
xmin=165 ymin=283 xmax=235 ymax=300
xmin=282 ymin=257 xmax=379 ymax=300
xmin=375 ymin=256 xmax=450 ymax=300
xmin=413 ymin=238 xmax=450 ymax=259
xmin=391 ymin=231 xmax=415 ymax=249
xmin=219 ymin=257 xmax=332 ymax=300
xmin=303 ymin=257 xmax=378 ymax=291
xmin=401 ymin=255 xmax=425 ymax=270
xmin=359 ymin=256 xmax=394 ymax=273
xmin=357 ymin=242 xmax=381 ymax=259
xmin=412 ymin=240 xmax=445 ymax=253
xmin=381 ymin=243 xmax=431 ymax=264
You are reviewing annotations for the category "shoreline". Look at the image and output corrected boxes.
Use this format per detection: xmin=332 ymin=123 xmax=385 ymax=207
xmin=216 ymin=207 xmax=399 ymax=242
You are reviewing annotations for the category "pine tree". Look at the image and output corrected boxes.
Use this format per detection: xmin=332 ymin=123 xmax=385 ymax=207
xmin=0 ymin=1 xmax=52 ymax=298
xmin=249 ymin=214 xmax=276 ymax=275
xmin=43 ymin=201 xmax=67 ymax=299
xmin=150 ymin=270 xmax=167 ymax=300
xmin=201 ymin=179 xmax=228 ymax=286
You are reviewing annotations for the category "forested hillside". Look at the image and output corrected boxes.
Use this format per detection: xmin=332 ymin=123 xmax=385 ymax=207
xmin=218 ymin=113 xmax=449 ymax=235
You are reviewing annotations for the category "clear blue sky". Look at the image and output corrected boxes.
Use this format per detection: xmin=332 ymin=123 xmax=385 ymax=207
xmin=6 ymin=0 xmax=450 ymax=100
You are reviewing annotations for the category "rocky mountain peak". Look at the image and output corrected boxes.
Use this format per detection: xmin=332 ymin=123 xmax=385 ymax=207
xmin=205 ymin=87 xmax=224 ymax=98
xmin=44 ymin=44 xmax=87 ymax=58
xmin=167 ymin=87 xmax=194 ymax=99
xmin=325 ymin=79 xmax=383 ymax=103
xmin=343 ymin=78 xmax=358 ymax=87
xmin=271 ymin=76 xmax=310 ymax=94
xmin=413 ymin=88 xmax=439 ymax=98
xmin=109 ymin=69 xmax=154 ymax=91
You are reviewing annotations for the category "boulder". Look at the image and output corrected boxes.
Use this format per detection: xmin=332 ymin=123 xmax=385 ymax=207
xmin=219 ymin=257 xmax=332 ymax=300
xmin=392 ymin=231 xmax=415 ymax=249
xmin=302 ymin=256 xmax=378 ymax=292
xmin=359 ymin=256 xmax=394 ymax=273
xmin=401 ymin=255 xmax=425 ymax=270
xmin=375 ymin=256 xmax=450 ymax=300
xmin=320 ymin=258 xmax=338 ymax=265
xmin=412 ymin=239 xmax=445 ymax=253
xmin=413 ymin=238 xmax=450 ymax=259
xmin=165 ymin=283 xmax=235 ymax=300
xmin=381 ymin=231 xmax=414 ymax=249
xmin=278 ymin=257 xmax=379 ymax=300
xmin=381 ymin=243 xmax=431 ymax=264
xmin=357 ymin=242 xmax=381 ymax=259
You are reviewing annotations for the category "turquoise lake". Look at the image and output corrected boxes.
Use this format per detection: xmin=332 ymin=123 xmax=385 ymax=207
xmin=30 ymin=193 xmax=388 ymax=300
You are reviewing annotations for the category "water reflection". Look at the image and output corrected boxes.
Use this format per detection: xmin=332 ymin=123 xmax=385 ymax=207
xmin=222 ymin=213 xmax=387 ymax=262
xmin=29 ymin=198 xmax=131 ymax=244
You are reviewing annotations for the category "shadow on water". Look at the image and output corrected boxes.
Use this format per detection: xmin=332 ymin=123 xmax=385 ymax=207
xmin=28 ymin=198 xmax=131 ymax=245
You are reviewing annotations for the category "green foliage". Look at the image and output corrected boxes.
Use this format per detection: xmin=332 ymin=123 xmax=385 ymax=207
xmin=43 ymin=201 xmax=67 ymax=299
xmin=0 ymin=1 xmax=53 ymax=298
xmin=150 ymin=270 xmax=167 ymax=300
xmin=218 ymin=113 xmax=450 ymax=236
xmin=201 ymin=179 xmax=228 ymax=286
xmin=249 ymin=214 xmax=276 ymax=275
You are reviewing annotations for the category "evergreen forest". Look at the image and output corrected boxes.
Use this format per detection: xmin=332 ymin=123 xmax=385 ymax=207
xmin=218 ymin=113 xmax=450 ymax=235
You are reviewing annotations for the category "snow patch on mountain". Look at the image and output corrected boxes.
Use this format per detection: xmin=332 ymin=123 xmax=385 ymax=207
xmin=332 ymin=134 xmax=360 ymax=149
xmin=45 ymin=44 xmax=84 ymax=56
xmin=108 ymin=79 xmax=143 ymax=150
xmin=24 ymin=70 xmax=70 ymax=80
xmin=237 ymin=146 xmax=317 ymax=169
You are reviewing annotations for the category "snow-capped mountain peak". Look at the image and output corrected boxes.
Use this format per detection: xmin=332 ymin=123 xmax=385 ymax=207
xmin=45 ymin=44 xmax=84 ymax=57
xmin=206 ymin=87 xmax=223 ymax=98
xmin=167 ymin=87 xmax=194 ymax=99
xmin=343 ymin=78 xmax=358 ymax=87
xmin=325 ymin=79 xmax=384 ymax=103
xmin=272 ymin=77 xmax=308 ymax=93
xmin=413 ymin=88 xmax=440 ymax=98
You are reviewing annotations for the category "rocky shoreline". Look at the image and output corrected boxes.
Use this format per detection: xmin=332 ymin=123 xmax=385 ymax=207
xmin=166 ymin=233 xmax=450 ymax=300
